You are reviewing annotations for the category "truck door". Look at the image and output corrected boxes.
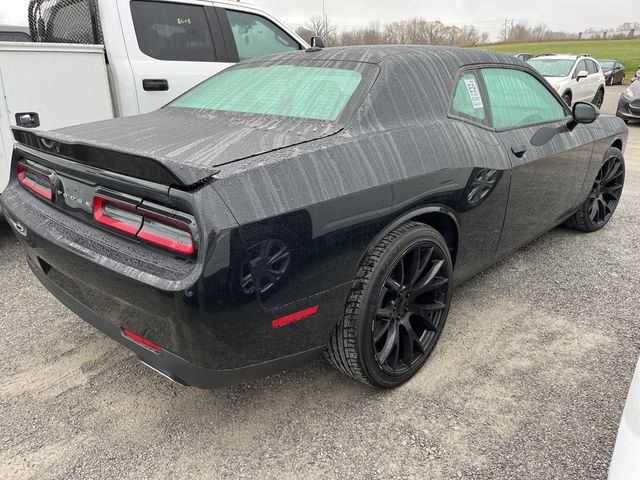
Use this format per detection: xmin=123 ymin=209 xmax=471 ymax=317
xmin=121 ymin=0 xmax=233 ymax=114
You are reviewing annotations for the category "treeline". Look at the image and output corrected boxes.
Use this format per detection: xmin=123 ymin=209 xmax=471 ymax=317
xmin=501 ymin=20 xmax=577 ymax=43
xmin=296 ymin=16 xmax=490 ymax=47
xmin=296 ymin=16 xmax=588 ymax=47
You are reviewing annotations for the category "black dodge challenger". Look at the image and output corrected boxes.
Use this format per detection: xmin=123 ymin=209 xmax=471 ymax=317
xmin=1 ymin=46 xmax=628 ymax=388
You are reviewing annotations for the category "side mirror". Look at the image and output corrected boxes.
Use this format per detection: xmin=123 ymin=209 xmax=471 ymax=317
xmin=567 ymin=102 xmax=600 ymax=130
xmin=310 ymin=36 xmax=325 ymax=48
xmin=576 ymin=70 xmax=588 ymax=81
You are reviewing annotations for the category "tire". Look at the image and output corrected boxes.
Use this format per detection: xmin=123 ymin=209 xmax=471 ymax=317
xmin=562 ymin=92 xmax=572 ymax=107
xmin=592 ymin=88 xmax=605 ymax=108
xmin=326 ymin=221 xmax=453 ymax=388
xmin=565 ymin=147 xmax=625 ymax=232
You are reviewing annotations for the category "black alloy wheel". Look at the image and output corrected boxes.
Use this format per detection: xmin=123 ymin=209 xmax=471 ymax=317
xmin=373 ymin=242 xmax=449 ymax=376
xmin=565 ymin=147 xmax=625 ymax=232
xmin=593 ymin=89 xmax=604 ymax=108
xmin=240 ymin=239 xmax=291 ymax=295
xmin=326 ymin=222 xmax=453 ymax=388
xmin=587 ymin=155 xmax=624 ymax=227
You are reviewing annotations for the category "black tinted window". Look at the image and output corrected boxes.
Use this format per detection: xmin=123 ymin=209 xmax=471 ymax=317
xmin=587 ymin=60 xmax=599 ymax=74
xmin=226 ymin=10 xmax=299 ymax=60
xmin=0 ymin=32 xmax=30 ymax=42
xmin=131 ymin=1 xmax=216 ymax=62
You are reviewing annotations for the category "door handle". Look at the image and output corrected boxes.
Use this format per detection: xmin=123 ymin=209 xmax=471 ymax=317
xmin=15 ymin=112 xmax=40 ymax=128
xmin=511 ymin=144 xmax=528 ymax=158
xmin=143 ymin=79 xmax=169 ymax=92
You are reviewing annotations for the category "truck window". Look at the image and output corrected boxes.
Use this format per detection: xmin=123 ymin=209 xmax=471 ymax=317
xmin=130 ymin=1 xmax=217 ymax=62
xmin=0 ymin=32 xmax=31 ymax=42
xmin=225 ymin=10 xmax=300 ymax=61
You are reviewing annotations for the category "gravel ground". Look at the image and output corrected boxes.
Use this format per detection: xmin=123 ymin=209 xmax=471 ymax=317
xmin=1 ymin=86 xmax=639 ymax=479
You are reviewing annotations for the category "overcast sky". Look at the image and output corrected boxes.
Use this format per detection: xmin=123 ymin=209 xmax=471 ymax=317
xmin=0 ymin=0 xmax=635 ymax=39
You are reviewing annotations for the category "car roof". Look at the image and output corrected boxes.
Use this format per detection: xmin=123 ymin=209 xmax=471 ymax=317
xmin=248 ymin=45 xmax=522 ymax=71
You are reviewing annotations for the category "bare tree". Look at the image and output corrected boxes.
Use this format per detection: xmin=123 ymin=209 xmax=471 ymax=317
xmin=304 ymin=14 xmax=337 ymax=45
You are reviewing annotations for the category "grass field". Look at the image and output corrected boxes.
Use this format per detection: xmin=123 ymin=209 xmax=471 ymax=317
xmin=479 ymin=39 xmax=640 ymax=82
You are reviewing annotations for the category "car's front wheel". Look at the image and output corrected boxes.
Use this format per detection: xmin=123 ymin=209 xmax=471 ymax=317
xmin=326 ymin=221 xmax=453 ymax=388
xmin=565 ymin=147 xmax=625 ymax=232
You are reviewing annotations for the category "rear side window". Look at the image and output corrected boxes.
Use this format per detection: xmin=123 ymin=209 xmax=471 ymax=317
xmin=481 ymin=68 xmax=567 ymax=129
xmin=451 ymin=73 xmax=486 ymax=124
xmin=226 ymin=10 xmax=299 ymax=61
xmin=587 ymin=60 xmax=599 ymax=74
xmin=130 ymin=1 xmax=216 ymax=62
xmin=170 ymin=64 xmax=363 ymax=121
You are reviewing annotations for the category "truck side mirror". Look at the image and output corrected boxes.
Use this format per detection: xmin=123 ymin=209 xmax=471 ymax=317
xmin=310 ymin=36 xmax=325 ymax=48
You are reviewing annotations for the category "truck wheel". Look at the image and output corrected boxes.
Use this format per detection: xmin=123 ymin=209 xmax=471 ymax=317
xmin=326 ymin=222 xmax=453 ymax=388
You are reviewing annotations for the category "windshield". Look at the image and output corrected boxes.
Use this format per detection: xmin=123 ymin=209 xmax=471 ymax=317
xmin=527 ymin=59 xmax=576 ymax=77
xmin=169 ymin=64 xmax=365 ymax=121
xmin=598 ymin=61 xmax=615 ymax=70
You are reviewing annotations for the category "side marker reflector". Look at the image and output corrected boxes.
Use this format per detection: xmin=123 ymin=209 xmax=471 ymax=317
xmin=272 ymin=305 xmax=319 ymax=328
xmin=122 ymin=328 xmax=163 ymax=353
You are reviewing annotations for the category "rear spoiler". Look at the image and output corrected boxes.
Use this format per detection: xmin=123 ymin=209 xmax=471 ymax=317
xmin=13 ymin=128 xmax=186 ymax=187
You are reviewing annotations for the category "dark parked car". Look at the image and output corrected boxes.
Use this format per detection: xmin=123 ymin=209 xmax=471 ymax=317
xmin=0 ymin=24 xmax=31 ymax=42
xmin=617 ymin=80 xmax=640 ymax=123
xmin=1 ymin=46 xmax=628 ymax=389
xmin=598 ymin=59 xmax=626 ymax=85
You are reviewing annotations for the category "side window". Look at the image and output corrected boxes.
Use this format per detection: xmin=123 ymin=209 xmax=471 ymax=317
xmin=481 ymin=68 xmax=567 ymax=130
xmin=587 ymin=60 xmax=598 ymax=74
xmin=574 ymin=60 xmax=586 ymax=77
xmin=451 ymin=72 xmax=487 ymax=124
xmin=226 ymin=10 xmax=299 ymax=61
xmin=130 ymin=1 xmax=216 ymax=62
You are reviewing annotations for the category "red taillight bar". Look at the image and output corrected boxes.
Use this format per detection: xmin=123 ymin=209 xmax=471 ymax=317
xmin=17 ymin=162 xmax=53 ymax=200
xmin=93 ymin=193 xmax=196 ymax=256
xmin=93 ymin=196 xmax=142 ymax=236
xmin=122 ymin=328 xmax=163 ymax=353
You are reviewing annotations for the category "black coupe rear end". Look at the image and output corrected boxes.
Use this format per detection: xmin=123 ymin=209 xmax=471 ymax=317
xmin=1 ymin=46 xmax=627 ymax=388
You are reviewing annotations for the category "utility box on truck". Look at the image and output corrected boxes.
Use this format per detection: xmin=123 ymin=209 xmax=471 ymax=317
xmin=0 ymin=41 xmax=114 ymax=196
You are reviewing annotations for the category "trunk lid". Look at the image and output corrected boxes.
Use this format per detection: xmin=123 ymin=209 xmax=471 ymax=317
xmin=15 ymin=107 xmax=342 ymax=187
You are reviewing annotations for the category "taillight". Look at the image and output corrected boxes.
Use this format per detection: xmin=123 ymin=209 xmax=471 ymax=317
xmin=93 ymin=196 xmax=143 ymax=236
xmin=17 ymin=162 xmax=53 ymax=200
xmin=93 ymin=193 xmax=196 ymax=255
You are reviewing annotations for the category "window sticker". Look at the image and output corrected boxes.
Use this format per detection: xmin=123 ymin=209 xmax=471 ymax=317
xmin=464 ymin=78 xmax=484 ymax=110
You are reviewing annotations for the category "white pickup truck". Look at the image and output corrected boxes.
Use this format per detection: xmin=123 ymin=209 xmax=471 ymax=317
xmin=0 ymin=0 xmax=309 ymax=205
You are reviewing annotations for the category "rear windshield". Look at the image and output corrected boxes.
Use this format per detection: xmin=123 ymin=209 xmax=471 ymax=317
xmin=169 ymin=64 xmax=365 ymax=121
xmin=527 ymin=58 xmax=576 ymax=77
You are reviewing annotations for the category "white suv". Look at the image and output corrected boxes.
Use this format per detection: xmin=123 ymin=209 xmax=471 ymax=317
xmin=527 ymin=55 xmax=606 ymax=108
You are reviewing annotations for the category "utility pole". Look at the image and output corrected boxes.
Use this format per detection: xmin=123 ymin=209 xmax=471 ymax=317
xmin=322 ymin=0 xmax=327 ymax=37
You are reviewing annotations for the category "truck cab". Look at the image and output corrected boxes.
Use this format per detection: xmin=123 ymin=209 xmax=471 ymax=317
xmin=1 ymin=0 xmax=309 ymax=202
xmin=29 ymin=0 xmax=308 ymax=116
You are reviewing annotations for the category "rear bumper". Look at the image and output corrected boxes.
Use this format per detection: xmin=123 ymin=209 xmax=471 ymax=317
xmin=27 ymin=253 xmax=323 ymax=388
xmin=1 ymin=178 xmax=344 ymax=388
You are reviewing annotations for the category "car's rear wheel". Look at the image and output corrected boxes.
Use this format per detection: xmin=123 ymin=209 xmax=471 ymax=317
xmin=592 ymin=88 xmax=605 ymax=108
xmin=326 ymin=221 xmax=452 ymax=388
xmin=565 ymin=147 xmax=625 ymax=232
